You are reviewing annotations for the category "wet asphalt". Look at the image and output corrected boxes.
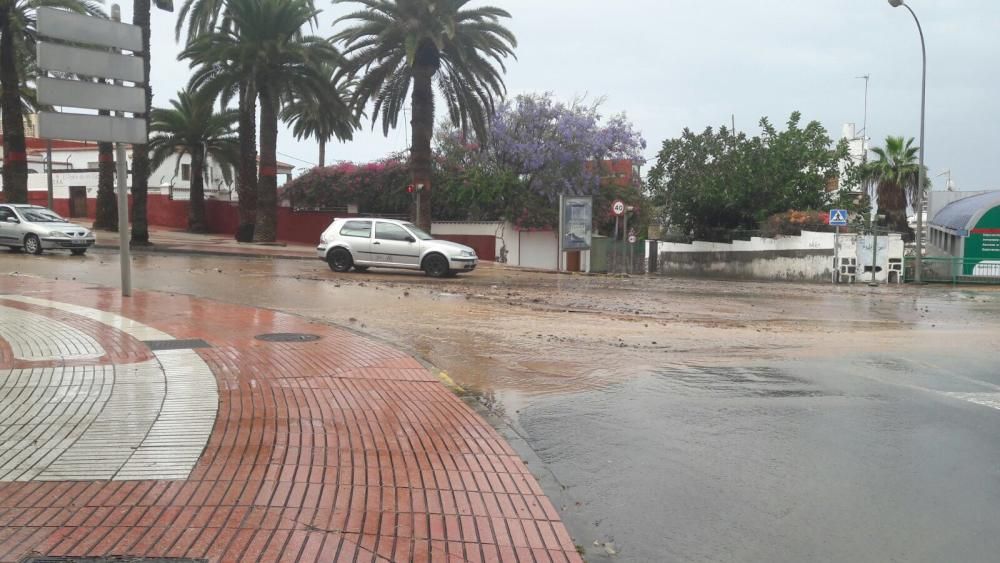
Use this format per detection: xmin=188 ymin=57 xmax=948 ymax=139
xmin=3 ymin=249 xmax=1000 ymax=562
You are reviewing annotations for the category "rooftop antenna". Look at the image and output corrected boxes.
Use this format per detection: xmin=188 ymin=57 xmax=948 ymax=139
xmin=856 ymin=74 xmax=870 ymax=160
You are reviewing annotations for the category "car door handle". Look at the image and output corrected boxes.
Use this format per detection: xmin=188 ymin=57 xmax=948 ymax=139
xmin=373 ymin=241 xmax=381 ymax=245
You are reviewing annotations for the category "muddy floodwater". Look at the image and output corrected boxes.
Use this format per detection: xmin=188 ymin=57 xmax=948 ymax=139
xmin=5 ymin=250 xmax=1000 ymax=562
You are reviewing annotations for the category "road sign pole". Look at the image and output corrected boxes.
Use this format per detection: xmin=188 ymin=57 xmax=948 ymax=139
xmin=622 ymin=211 xmax=628 ymax=274
xmin=557 ymin=194 xmax=564 ymax=272
xmin=115 ymin=145 xmax=131 ymax=296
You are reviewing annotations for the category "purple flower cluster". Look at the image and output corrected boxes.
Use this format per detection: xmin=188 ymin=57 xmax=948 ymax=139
xmin=468 ymin=93 xmax=646 ymax=201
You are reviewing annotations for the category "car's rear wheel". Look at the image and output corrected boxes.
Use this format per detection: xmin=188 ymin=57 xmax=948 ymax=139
xmin=71 ymin=249 xmax=87 ymax=256
xmin=353 ymin=266 xmax=369 ymax=273
xmin=423 ymin=253 xmax=450 ymax=278
xmin=327 ymin=248 xmax=353 ymax=272
xmin=24 ymin=234 xmax=42 ymax=255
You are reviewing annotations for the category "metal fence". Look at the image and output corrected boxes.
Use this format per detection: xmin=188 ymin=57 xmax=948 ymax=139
xmin=591 ymin=239 xmax=646 ymax=274
xmin=905 ymin=256 xmax=1000 ymax=285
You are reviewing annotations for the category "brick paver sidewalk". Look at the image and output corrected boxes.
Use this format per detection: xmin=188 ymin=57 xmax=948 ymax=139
xmin=0 ymin=276 xmax=581 ymax=562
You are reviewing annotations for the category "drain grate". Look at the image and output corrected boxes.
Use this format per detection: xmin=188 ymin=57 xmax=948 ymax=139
xmin=144 ymin=339 xmax=212 ymax=351
xmin=22 ymin=558 xmax=207 ymax=563
xmin=255 ymin=333 xmax=321 ymax=343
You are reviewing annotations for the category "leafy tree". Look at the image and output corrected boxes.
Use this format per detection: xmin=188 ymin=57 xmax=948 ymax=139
xmin=0 ymin=0 xmax=103 ymax=204
xmin=282 ymin=157 xmax=412 ymax=215
xmin=864 ymin=136 xmax=925 ymax=238
xmin=148 ymin=88 xmax=238 ymax=232
xmin=184 ymin=0 xmax=336 ymax=242
xmin=280 ymin=64 xmax=358 ymax=167
xmin=647 ymin=112 xmax=848 ymax=241
xmin=438 ymin=93 xmax=647 ymax=228
xmin=334 ymin=0 xmax=517 ymax=231
xmin=175 ymin=0 xmax=311 ymax=241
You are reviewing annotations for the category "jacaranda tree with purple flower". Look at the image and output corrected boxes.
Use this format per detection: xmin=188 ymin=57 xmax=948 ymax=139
xmin=439 ymin=92 xmax=647 ymax=227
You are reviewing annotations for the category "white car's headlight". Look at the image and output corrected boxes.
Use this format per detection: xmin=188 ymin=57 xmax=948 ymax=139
xmin=460 ymin=250 xmax=475 ymax=257
xmin=48 ymin=231 xmax=67 ymax=237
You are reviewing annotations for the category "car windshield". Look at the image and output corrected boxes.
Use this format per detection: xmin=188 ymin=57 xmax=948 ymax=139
xmin=402 ymin=223 xmax=433 ymax=240
xmin=20 ymin=208 xmax=66 ymax=223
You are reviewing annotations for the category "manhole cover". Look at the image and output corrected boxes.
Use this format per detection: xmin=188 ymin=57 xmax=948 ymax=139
xmin=255 ymin=333 xmax=321 ymax=343
xmin=144 ymin=338 xmax=211 ymax=351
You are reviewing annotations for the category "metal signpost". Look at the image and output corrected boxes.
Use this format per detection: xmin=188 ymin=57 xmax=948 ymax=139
xmin=611 ymin=200 xmax=625 ymax=273
xmin=829 ymin=209 xmax=848 ymax=283
xmin=35 ymin=6 xmax=147 ymax=297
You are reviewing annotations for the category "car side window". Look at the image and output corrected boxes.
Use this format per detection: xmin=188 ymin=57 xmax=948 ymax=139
xmin=375 ymin=223 xmax=412 ymax=242
xmin=339 ymin=220 xmax=372 ymax=238
xmin=0 ymin=207 xmax=15 ymax=222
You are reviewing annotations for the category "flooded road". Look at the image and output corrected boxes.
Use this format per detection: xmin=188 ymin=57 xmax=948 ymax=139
xmin=4 ymin=250 xmax=1000 ymax=561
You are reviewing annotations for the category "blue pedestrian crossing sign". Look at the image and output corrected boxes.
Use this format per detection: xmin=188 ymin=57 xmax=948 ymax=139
xmin=829 ymin=209 xmax=849 ymax=226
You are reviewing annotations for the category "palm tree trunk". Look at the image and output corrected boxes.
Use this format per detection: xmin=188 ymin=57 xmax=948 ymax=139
xmin=253 ymin=83 xmax=278 ymax=243
xmin=410 ymin=62 xmax=435 ymax=231
xmin=235 ymin=80 xmax=257 ymax=242
xmin=1 ymin=18 xmax=28 ymax=204
xmin=318 ymin=138 xmax=325 ymax=168
xmin=130 ymin=0 xmax=152 ymax=246
xmin=93 ymin=123 xmax=117 ymax=230
xmin=188 ymin=148 xmax=207 ymax=233
xmin=877 ymin=181 xmax=913 ymax=240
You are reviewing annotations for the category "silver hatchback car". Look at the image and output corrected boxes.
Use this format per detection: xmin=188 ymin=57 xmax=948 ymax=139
xmin=317 ymin=218 xmax=478 ymax=277
xmin=0 ymin=204 xmax=96 ymax=255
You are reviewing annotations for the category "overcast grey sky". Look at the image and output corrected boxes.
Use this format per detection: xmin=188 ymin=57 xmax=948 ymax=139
xmin=130 ymin=0 xmax=998 ymax=188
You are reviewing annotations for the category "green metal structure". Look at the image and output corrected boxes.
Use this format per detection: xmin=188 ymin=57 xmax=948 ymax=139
xmin=926 ymin=192 xmax=1000 ymax=282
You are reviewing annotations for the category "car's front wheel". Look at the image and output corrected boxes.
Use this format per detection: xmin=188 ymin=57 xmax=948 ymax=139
xmin=24 ymin=234 xmax=43 ymax=255
xmin=327 ymin=248 xmax=353 ymax=272
xmin=423 ymin=253 xmax=450 ymax=278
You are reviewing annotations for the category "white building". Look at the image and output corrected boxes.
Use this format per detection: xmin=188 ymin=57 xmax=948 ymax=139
xmin=836 ymin=123 xmax=868 ymax=194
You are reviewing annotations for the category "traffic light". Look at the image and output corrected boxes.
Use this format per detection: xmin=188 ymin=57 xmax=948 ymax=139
xmin=406 ymin=184 xmax=415 ymax=193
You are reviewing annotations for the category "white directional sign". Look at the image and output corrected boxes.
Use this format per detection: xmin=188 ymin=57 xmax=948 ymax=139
xmin=35 ymin=7 xmax=147 ymax=144
xmin=829 ymin=209 xmax=849 ymax=227
xmin=37 ymin=42 xmax=144 ymax=83
xmin=36 ymin=7 xmax=142 ymax=51
xmin=38 ymin=77 xmax=146 ymax=114
xmin=612 ymin=200 xmax=626 ymax=216
xmin=35 ymin=7 xmax=148 ymax=299
xmin=37 ymin=112 xmax=147 ymax=144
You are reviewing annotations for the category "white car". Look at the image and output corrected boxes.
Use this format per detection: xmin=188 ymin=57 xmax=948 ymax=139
xmin=0 ymin=204 xmax=95 ymax=255
xmin=317 ymin=218 xmax=478 ymax=277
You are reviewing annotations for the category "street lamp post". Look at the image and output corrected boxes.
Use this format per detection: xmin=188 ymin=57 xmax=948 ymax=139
xmin=888 ymin=0 xmax=927 ymax=283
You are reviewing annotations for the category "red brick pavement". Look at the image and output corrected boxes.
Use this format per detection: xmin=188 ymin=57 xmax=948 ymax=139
xmin=0 ymin=277 xmax=582 ymax=562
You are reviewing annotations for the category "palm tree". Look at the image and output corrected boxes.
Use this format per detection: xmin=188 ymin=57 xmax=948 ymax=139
xmin=148 ymin=88 xmax=238 ymax=232
xmin=334 ymin=0 xmax=517 ymax=231
xmin=175 ymin=0 xmax=260 ymax=241
xmin=130 ymin=0 xmax=152 ymax=245
xmin=0 ymin=0 xmax=102 ymax=204
xmin=866 ymin=136 xmax=926 ymax=238
xmin=183 ymin=0 xmax=336 ymax=242
xmin=281 ymin=64 xmax=358 ymax=167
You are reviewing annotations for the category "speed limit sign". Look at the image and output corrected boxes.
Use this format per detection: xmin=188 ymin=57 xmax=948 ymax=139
xmin=612 ymin=200 xmax=625 ymax=216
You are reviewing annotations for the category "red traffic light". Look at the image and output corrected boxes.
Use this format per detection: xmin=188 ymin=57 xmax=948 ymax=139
xmin=406 ymin=184 xmax=415 ymax=193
